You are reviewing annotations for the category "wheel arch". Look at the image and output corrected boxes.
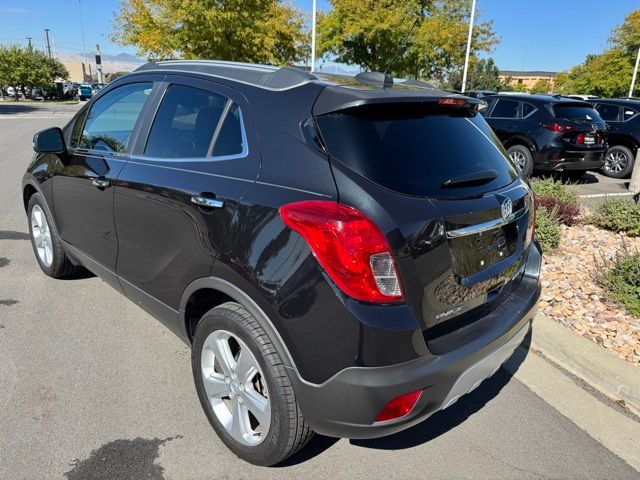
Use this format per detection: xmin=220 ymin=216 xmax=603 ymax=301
xmin=608 ymin=136 xmax=639 ymax=156
xmin=179 ymin=276 xmax=297 ymax=370
xmin=503 ymin=135 xmax=537 ymax=153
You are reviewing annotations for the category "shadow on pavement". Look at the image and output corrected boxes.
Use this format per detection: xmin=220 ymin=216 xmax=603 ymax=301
xmin=0 ymin=104 xmax=38 ymax=115
xmin=280 ymin=330 xmax=531 ymax=465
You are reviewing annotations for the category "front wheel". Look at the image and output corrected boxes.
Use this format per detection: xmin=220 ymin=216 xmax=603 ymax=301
xmin=506 ymin=145 xmax=533 ymax=177
xmin=191 ymin=302 xmax=313 ymax=466
xmin=602 ymin=145 xmax=635 ymax=179
xmin=27 ymin=193 xmax=81 ymax=278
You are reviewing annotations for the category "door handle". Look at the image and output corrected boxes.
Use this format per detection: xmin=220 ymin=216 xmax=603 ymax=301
xmin=191 ymin=194 xmax=224 ymax=209
xmin=91 ymin=178 xmax=111 ymax=188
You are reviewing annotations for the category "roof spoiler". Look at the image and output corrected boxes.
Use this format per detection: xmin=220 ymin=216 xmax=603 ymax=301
xmin=313 ymin=91 xmax=487 ymax=116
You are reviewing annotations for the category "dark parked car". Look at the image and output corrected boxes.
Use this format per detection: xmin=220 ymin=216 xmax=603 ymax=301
xmin=588 ymin=98 xmax=640 ymax=178
xmin=23 ymin=61 xmax=541 ymax=466
xmin=481 ymin=93 xmax=608 ymax=178
xmin=465 ymin=89 xmax=497 ymax=98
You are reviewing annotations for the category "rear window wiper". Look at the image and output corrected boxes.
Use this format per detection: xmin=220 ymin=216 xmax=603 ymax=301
xmin=441 ymin=169 xmax=499 ymax=189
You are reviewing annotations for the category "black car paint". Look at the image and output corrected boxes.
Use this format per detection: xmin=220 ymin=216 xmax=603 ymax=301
xmin=482 ymin=94 xmax=608 ymax=171
xmin=589 ymin=98 xmax=640 ymax=168
xmin=23 ymin=65 xmax=541 ymax=437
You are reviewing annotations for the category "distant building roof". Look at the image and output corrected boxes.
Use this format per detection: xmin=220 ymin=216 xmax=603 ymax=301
xmin=499 ymin=70 xmax=558 ymax=77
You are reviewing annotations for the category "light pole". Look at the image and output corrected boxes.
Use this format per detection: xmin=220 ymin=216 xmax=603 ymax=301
xmin=311 ymin=0 xmax=317 ymax=72
xmin=461 ymin=0 xmax=477 ymax=93
xmin=44 ymin=29 xmax=52 ymax=58
xmin=78 ymin=0 xmax=88 ymax=73
xmin=629 ymin=46 xmax=640 ymax=98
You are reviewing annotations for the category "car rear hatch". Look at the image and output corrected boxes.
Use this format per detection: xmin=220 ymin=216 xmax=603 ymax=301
xmin=313 ymin=86 xmax=535 ymax=352
xmin=551 ymin=102 xmax=608 ymax=149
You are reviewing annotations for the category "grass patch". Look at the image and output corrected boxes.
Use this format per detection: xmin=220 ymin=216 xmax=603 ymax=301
xmin=535 ymin=206 xmax=561 ymax=251
xmin=588 ymin=199 xmax=640 ymax=237
xmin=601 ymin=249 xmax=640 ymax=317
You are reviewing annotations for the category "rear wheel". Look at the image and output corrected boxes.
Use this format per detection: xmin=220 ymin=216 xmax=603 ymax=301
xmin=191 ymin=302 xmax=313 ymax=466
xmin=506 ymin=145 xmax=533 ymax=177
xmin=602 ymin=145 xmax=635 ymax=178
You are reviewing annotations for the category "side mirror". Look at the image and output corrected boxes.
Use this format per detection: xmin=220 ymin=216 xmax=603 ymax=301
xmin=33 ymin=127 xmax=66 ymax=154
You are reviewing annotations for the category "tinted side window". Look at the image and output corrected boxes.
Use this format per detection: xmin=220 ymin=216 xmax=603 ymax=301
xmin=595 ymin=104 xmax=620 ymax=122
xmin=145 ymin=84 xmax=228 ymax=158
xmin=522 ymin=103 xmax=536 ymax=117
xmin=490 ymin=99 xmax=519 ymax=118
xmin=212 ymin=103 xmax=244 ymax=157
xmin=70 ymin=107 xmax=89 ymax=148
xmin=80 ymin=82 xmax=152 ymax=152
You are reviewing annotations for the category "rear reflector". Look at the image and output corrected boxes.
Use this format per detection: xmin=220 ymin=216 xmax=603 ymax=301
xmin=375 ymin=390 xmax=423 ymax=422
xmin=279 ymin=201 xmax=404 ymax=303
xmin=543 ymin=123 xmax=572 ymax=133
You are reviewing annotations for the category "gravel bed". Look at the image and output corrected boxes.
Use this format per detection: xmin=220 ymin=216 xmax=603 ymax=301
xmin=540 ymin=224 xmax=640 ymax=366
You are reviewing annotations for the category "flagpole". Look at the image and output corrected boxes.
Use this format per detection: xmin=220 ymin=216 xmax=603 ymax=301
xmin=461 ymin=0 xmax=477 ymax=93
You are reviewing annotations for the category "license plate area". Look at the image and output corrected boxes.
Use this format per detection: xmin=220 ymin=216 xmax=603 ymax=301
xmin=584 ymin=134 xmax=595 ymax=145
xmin=448 ymin=222 xmax=518 ymax=278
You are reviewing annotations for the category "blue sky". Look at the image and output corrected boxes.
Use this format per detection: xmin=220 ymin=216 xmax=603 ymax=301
xmin=0 ymin=0 xmax=635 ymax=72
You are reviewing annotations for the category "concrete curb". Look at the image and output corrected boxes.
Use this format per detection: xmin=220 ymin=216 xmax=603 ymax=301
xmin=531 ymin=312 xmax=640 ymax=416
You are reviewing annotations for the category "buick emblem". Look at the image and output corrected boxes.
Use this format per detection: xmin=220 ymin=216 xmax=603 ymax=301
xmin=501 ymin=198 xmax=513 ymax=220
xmin=591 ymin=123 xmax=598 ymax=132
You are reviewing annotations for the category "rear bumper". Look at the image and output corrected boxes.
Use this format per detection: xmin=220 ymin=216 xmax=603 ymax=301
xmin=289 ymin=242 xmax=542 ymax=439
xmin=536 ymin=149 xmax=605 ymax=171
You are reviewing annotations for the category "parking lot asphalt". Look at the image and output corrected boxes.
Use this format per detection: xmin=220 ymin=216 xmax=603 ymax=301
xmin=1 ymin=102 xmax=639 ymax=479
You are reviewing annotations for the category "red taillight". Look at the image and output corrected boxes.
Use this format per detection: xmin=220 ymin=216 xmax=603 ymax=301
xmin=439 ymin=97 xmax=466 ymax=106
xmin=375 ymin=390 xmax=423 ymax=422
xmin=576 ymin=133 xmax=585 ymax=145
xmin=279 ymin=201 xmax=404 ymax=303
xmin=543 ymin=123 xmax=572 ymax=133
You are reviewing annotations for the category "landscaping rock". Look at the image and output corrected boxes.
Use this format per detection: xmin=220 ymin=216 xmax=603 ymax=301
xmin=541 ymin=224 xmax=640 ymax=366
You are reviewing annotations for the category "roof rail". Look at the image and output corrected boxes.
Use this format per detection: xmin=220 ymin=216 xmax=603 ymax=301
xmin=134 ymin=60 xmax=318 ymax=91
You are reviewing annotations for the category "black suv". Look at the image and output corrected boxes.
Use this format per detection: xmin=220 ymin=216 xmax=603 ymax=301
xmin=22 ymin=61 xmax=541 ymax=466
xmin=588 ymin=98 xmax=640 ymax=178
xmin=481 ymin=93 xmax=608 ymax=178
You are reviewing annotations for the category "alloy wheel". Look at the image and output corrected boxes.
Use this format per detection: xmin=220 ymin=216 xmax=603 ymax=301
xmin=201 ymin=330 xmax=271 ymax=446
xmin=509 ymin=151 xmax=527 ymax=172
xmin=31 ymin=205 xmax=53 ymax=267
xmin=604 ymin=150 xmax=628 ymax=174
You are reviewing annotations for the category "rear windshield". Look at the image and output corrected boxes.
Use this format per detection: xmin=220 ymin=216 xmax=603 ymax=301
xmin=315 ymin=105 xmax=517 ymax=197
xmin=553 ymin=104 xmax=601 ymax=121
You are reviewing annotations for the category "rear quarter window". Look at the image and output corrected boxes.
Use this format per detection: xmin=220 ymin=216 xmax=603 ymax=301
xmin=316 ymin=105 xmax=517 ymax=197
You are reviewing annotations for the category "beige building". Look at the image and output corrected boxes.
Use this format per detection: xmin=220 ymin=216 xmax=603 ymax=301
xmin=499 ymin=70 xmax=557 ymax=90
xmin=63 ymin=62 xmax=93 ymax=83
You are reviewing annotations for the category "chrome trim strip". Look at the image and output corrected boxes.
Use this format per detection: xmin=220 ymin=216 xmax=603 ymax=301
xmin=445 ymin=207 xmax=528 ymax=239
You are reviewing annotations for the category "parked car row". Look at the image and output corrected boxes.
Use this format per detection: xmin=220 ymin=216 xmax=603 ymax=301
xmin=474 ymin=92 xmax=639 ymax=179
xmin=2 ymin=82 xmax=109 ymax=101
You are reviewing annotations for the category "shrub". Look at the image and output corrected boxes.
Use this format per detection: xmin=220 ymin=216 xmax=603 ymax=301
xmin=603 ymin=250 xmax=640 ymax=317
xmin=530 ymin=178 xmax=578 ymax=204
xmin=535 ymin=207 xmax=561 ymax=251
xmin=535 ymin=195 xmax=581 ymax=226
xmin=588 ymin=199 xmax=640 ymax=237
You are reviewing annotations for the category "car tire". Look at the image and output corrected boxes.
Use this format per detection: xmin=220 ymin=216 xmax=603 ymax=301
xmin=191 ymin=302 xmax=313 ymax=466
xmin=506 ymin=145 xmax=533 ymax=177
xmin=602 ymin=145 xmax=635 ymax=179
xmin=27 ymin=193 xmax=82 ymax=278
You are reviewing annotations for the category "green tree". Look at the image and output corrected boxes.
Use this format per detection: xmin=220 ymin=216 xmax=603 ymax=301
xmin=530 ymin=78 xmax=551 ymax=94
xmin=317 ymin=0 xmax=498 ymax=80
xmin=555 ymin=49 xmax=633 ymax=97
xmin=511 ymin=82 xmax=529 ymax=93
xmin=112 ymin=0 xmax=309 ymax=65
xmin=0 ymin=44 xmax=68 ymax=100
